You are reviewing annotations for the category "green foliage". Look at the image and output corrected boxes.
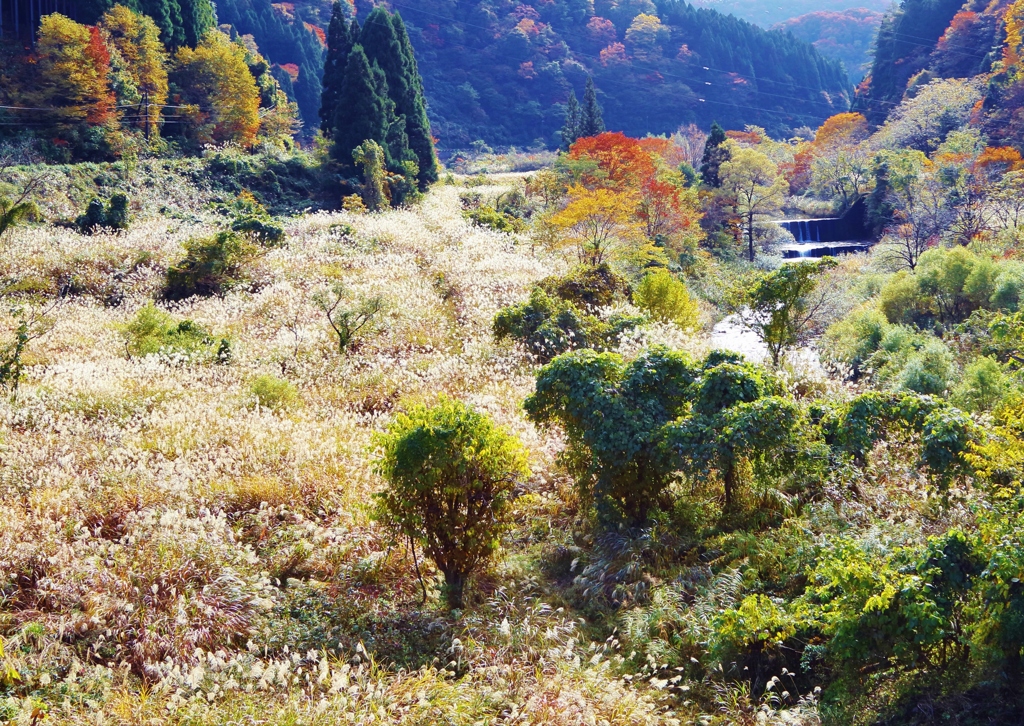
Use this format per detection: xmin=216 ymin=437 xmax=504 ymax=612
xmin=536 ymin=264 xmax=630 ymax=310
xmin=314 ymin=283 xmax=385 ymax=353
xmin=663 ymin=361 xmax=800 ymax=510
xmin=121 ymin=303 xmax=230 ymax=362
xmin=75 ymin=193 xmax=130 ymax=234
xmin=353 ymin=139 xmax=388 ymax=212
xmin=463 ymin=205 xmax=526 ymax=234
xmin=952 ymin=356 xmax=1009 ymax=412
xmin=633 ymin=269 xmax=699 ymax=328
xmin=822 ymin=303 xmax=889 ymax=376
xmin=249 ymin=374 xmax=300 ymax=410
xmin=711 ymin=594 xmax=797 ymax=680
xmin=164 ymin=231 xmax=260 ymax=300
xmin=700 ymin=122 xmax=730 ymax=188
xmin=732 ymin=258 xmax=837 ymax=367
xmin=226 ymin=191 xmax=285 ymax=246
xmin=579 ymin=75 xmax=604 ymax=138
xmin=492 ymin=287 xmax=642 ymax=363
xmin=525 ymin=346 xmax=698 ymax=524
xmin=372 ymin=397 xmax=529 ymax=608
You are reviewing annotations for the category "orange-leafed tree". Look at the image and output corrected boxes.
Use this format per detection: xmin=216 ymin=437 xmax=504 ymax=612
xmin=172 ymin=31 xmax=261 ymax=147
xmin=812 ymin=112 xmax=869 ymax=149
xmin=36 ymin=14 xmax=116 ymax=126
xmin=568 ymin=132 xmax=658 ymax=189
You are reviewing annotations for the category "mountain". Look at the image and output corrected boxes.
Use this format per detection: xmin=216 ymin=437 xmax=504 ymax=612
xmin=856 ymin=0 xmax=1007 ymax=124
xmin=381 ymin=0 xmax=852 ymax=148
xmin=774 ymin=9 xmax=884 ymax=82
xmin=690 ymin=0 xmax=892 ymax=27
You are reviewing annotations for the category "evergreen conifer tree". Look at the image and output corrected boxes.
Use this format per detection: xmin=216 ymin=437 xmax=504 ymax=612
xmin=178 ymin=0 xmax=215 ymax=48
xmin=360 ymin=7 xmax=412 ymax=167
xmin=560 ymin=90 xmax=580 ymax=150
xmin=580 ymin=76 xmax=604 ymax=137
xmin=320 ymin=3 xmax=354 ymax=134
xmin=331 ymin=45 xmax=389 ymax=170
xmin=699 ymin=121 xmax=730 ymax=188
xmin=391 ymin=12 xmax=438 ymax=188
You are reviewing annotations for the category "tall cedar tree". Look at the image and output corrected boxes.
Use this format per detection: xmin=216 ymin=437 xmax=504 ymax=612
xmin=700 ymin=121 xmax=730 ymax=188
xmin=360 ymin=7 xmax=414 ymax=169
xmin=580 ymin=76 xmax=604 ymax=137
xmin=331 ymin=44 xmax=389 ymax=170
xmin=320 ymin=5 xmax=356 ymax=134
xmin=360 ymin=8 xmax=436 ymax=186
xmin=561 ymin=90 xmax=581 ymax=150
xmin=391 ymin=12 xmax=438 ymax=188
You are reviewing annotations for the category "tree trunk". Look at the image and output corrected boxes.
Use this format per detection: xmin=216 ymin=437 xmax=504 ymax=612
xmin=724 ymin=460 xmax=737 ymax=511
xmin=747 ymin=214 xmax=755 ymax=262
xmin=443 ymin=569 xmax=466 ymax=609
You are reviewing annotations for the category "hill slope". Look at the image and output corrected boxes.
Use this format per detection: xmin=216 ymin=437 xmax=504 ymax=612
xmin=380 ymin=0 xmax=851 ymax=147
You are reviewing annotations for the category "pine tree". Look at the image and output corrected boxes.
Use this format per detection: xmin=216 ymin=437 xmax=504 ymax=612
xmin=560 ymin=90 xmax=580 ymax=150
xmin=699 ymin=121 xmax=730 ymax=188
xmin=320 ymin=3 xmax=354 ymax=134
xmin=331 ymin=45 xmax=389 ymax=170
xmin=580 ymin=75 xmax=604 ymax=137
xmin=391 ymin=12 xmax=438 ymax=189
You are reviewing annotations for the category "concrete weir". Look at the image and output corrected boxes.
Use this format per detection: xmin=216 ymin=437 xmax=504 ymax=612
xmin=776 ymin=198 xmax=872 ymax=259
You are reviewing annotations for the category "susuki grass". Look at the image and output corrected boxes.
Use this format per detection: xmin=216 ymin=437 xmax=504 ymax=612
xmin=0 ymin=179 xmax=717 ymax=724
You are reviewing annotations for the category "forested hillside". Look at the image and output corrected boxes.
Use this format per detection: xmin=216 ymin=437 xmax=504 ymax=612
xmin=774 ymin=9 xmax=884 ymax=82
xmin=692 ymin=0 xmax=891 ymax=26
xmin=391 ymin=0 xmax=852 ymax=146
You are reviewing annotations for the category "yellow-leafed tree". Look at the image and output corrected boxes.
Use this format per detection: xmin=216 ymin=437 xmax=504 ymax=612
xmin=172 ymin=31 xmax=261 ymax=147
xmin=546 ymin=185 xmax=655 ymax=267
xmin=36 ymin=14 xmax=116 ymax=126
xmin=101 ymin=5 xmax=169 ymax=139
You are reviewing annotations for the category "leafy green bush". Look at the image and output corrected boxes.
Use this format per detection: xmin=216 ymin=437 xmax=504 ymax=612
xmin=525 ymin=346 xmax=699 ymax=524
xmin=952 ymin=356 xmax=1009 ymax=412
xmin=249 ymin=374 xmax=300 ymax=410
xmin=463 ymin=204 xmax=527 ymax=233
xmin=164 ymin=232 xmax=260 ymax=300
xmin=822 ymin=304 xmax=890 ymax=376
xmin=537 ymin=264 xmax=630 ymax=310
xmin=121 ymin=303 xmax=230 ymax=362
xmin=76 ymin=193 xmax=130 ymax=233
xmin=493 ymin=288 xmax=642 ymax=362
xmin=372 ymin=397 xmax=529 ymax=609
xmin=632 ymin=268 xmax=699 ymax=328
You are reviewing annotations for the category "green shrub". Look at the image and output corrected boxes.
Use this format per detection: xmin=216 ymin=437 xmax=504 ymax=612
xmin=164 ymin=232 xmax=260 ymax=301
xmin=632 ymin=268 xmax=699 ymax=327
xmin=879 ymin=271 xmax=932 ymax=326
xmin=372 ymin=397 xmax=529 ymax=609
xmin=463 ymin=204 xmax=526 ymax=233
xmin=537 ymin=263 xmax=630 ymax=309
xmin=76 ymin=193 xmax=130 ymax=233
xmin=952 ymin=356 xmax=1008 ymax=412
xmin=249 ymin=374 xmax=300 ymax=410
xmin=231 ymin=216 xmax=285 ymax=246
xmin=121 ymin=303 xmax=230 ymax=362
xmin=493 ymin=287 xmax=642 ymax=362
xmin=822 ymin=304 xmax=891 ymax=376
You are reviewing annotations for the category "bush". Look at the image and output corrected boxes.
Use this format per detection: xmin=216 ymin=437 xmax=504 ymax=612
xmin=372 ymin=397 xmax=529 ymax=609
xmin=822 ymin=304 xmax=890 ymax=376
xmin=76 ymin=193 xmax=130 ymax=234
xmin=463 ymin=204 xmax=526 ymax=233
xmin=537 ymin=263 xmax=630 ymax=309
xmin=952 ymin=356 xmax=1008 ymax=412
xmin=493 ymin=287 xmax=642 ymax=362
xmin=633 ymin=268 xmax=699 ymax=328
xmin=164 ymin=231 xmax=260 ymax=300
xmin=249 ymin=374 xmax=300 ymax=410
xmin=121 ymin=303 xmax=230 ymax=363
